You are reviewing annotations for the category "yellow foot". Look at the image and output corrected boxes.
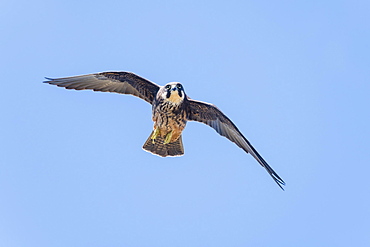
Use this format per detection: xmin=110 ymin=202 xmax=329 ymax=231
xmin=151 ymin=128 xmax=160 ymax=144
xmin=164 ymin=130 xmax=173 ymax=144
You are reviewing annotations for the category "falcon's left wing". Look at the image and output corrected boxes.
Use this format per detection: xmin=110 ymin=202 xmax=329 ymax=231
xmin=44 ymin=71 xmax=160 ymax=104
xmin=187 ymin=99 xmax=285 ymax=190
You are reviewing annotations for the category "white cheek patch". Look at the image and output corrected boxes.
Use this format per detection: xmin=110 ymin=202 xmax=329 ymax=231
xmin=161 ymin=91 xmax=168 ymax=99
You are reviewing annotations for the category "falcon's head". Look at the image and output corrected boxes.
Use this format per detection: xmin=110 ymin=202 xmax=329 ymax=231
xmin=159 ymin=82 xmax=185 ymax=105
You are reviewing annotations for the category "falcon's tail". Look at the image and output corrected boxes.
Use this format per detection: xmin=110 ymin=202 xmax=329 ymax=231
xmin=142 ymin=131 xmax=184 ymax=157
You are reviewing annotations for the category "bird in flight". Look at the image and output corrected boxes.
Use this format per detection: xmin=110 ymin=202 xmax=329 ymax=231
xmin=44 ymin=71 xmax=285 ymax=190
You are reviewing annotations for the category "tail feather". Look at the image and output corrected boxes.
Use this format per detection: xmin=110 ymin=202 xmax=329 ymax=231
xmin=142 ymin=131 xmax=184 ymax=157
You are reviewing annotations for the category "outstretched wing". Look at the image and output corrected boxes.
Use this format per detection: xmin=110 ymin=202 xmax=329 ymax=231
xmin=44 ymin=71 xmax=160 ymax=104
xmin=187 ymin=99 xmax=285 ymax=190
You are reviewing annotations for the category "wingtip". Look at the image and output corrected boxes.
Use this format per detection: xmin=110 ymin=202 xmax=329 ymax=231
xmin=275 ymin=179 xmax=286 ymax=191
xmin=43 ymin=77 xmax=53 ymax=83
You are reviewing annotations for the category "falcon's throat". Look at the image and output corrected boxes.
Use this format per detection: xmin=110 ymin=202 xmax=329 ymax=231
xmin=167 ymin=90 xmax=183 ymax=104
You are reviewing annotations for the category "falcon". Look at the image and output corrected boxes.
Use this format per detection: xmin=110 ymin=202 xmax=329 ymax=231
xmin=44 ymin=71 xmax=286 ymax=190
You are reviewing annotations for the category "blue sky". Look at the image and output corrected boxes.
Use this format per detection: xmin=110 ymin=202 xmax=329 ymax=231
xmin=1 ymin=0 xmax=370 ymax=246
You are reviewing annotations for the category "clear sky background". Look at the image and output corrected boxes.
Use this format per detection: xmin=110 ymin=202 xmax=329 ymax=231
xmin=1 ymin=1 xmax=370 ymax=246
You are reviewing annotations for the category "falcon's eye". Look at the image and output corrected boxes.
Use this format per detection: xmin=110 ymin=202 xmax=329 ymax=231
xmin=177 ymin=84 xmax=182 ymax=89
xmin=165 ymin=85 xmax=171 ymax=90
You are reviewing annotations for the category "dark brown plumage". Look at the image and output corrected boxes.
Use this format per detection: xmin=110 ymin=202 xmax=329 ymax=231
xmin=44 ymin=71 xmax=285 ymax=190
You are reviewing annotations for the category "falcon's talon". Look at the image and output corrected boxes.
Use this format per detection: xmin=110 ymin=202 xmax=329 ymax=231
xmin=151 ymin=128 xmax=160 ymax=144
xmin=164 ymin=130 xmax=173 ymax=144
